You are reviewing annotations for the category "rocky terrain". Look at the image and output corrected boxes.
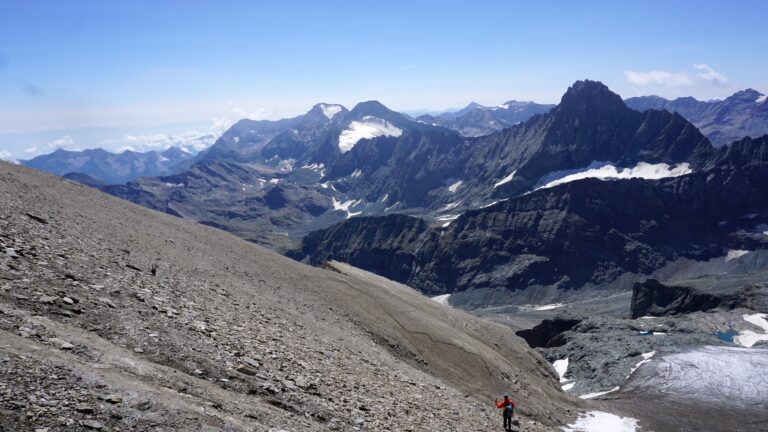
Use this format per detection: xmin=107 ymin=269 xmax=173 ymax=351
xmin=293 ymin=135 xmax=768 ymax=307
xmin=92 ymin=81 xmax=719 ymax=254
xmin=626 ymin=88 xmax=768 ymax=147
xmin=0 ymin=161 xmax=582 ymax=431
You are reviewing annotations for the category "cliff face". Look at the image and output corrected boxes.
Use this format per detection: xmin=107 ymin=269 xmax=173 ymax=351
xmin=293 ymin=137 xmax=768 ymax=307
xmin=630 ymin=279 xmax=729 ymax=318
xmin=630 ymin=275 xmax=768 ymax=318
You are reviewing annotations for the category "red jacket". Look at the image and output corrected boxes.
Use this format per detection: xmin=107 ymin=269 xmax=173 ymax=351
xmin=495 ymin=398 xmax=515 ymax=409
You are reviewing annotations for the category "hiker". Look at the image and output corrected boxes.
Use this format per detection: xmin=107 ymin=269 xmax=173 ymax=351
xmin=495 ymin=393 xmax=516 ymax=430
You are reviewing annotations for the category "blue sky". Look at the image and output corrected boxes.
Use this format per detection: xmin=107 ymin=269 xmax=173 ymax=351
xmin=1 ymin=0 xmax=767 ymax=160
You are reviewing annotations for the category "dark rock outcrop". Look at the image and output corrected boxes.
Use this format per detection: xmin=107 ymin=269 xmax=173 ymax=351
xmin=631 ymin=274 xmax=768 ymax=318
xmin=516 ymin=318 xmax=581 ymax=348
xmin=630 ymin=279 xmax=727 ymax=318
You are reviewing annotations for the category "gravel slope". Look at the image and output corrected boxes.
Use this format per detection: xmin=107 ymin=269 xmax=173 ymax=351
xmin=0 ymin=161 xmax=577 ymax=431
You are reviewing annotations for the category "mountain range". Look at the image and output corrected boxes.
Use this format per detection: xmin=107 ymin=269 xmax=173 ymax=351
xmin=625 ymin=88 xmax=768 ymax=147
xmin=415 ymin=100 xmax=555 ymax=136
xmin=7 ymin=80 xmax=768 ymax=431
xmin=22 ymin=146 xmax=192 ymax=184
xmin=19 ymin=81 xmax=768 ymax=307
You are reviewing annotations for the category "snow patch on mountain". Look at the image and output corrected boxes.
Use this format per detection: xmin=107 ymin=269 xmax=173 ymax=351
xmin=301 ymin=163 xmax=325 ymax=170
xmin=431 ymin=294 xmax=451 ymax=306
xmin=757 ymin=94 xmax=767 ymax=103
xmin=626 ymin=351 xmax=656 ymax=379
xmin=579 ymin=387 xmax=619 ymax=399
xmin=533 ymin=303 xmax=564 ymax=311
xmin=561 ymin=411 xmax=638 ymax=432
xmin=480 ymin=200 xmax=505 ymax=209
xmin=332 ymin=198 xmax=362 ymax=219
xmin=338 ymin=117 xmax=402 ymax=153
xmin=320 ymin=104 xmax=343 ymax=120
xmin=448 ymin=180 xmax=463 ymax=193
xmin=536 ymin=161 xmax=692 ymax=190
xmin=437 ymin=214 xmax=461 ymax=227
xmin=735 ymin=313 xmax=768 ymax=348
xmin=725 ymin=249 xmax=749 ymax=261
xmin=384 ymin=201 xmax=401 ymax=212
xmin=553 ymin=358 xmax=569 ymax=382
xmin=494 ymin=170 xmax=517 ymax=188
xmin=441 ymin=202 xmax=460 ymax=211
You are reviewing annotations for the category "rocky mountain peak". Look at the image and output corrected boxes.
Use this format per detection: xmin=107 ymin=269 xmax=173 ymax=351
xmin=307 ymin=103 xmax=348 ymax=122
xmin=161 ymin=146 xmax=191 ymax=159
xmin=455 ymin=101 xmax=485 ymax=116
xmin=557 ymin=80 xmax=626 ymax=115
xmin=726 ymin=88 xmax=765 ymax=103
xmin=347 ymin=100 xmax=414 ymax=128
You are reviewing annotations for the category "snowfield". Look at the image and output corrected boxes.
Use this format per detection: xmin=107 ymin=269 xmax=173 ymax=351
xmin=757 ymin=94 xmax=767 ymax=103
xmin=561 ymin=411 xmax=638 ymax=432
xmin=625 ymin=346 xmax=768 ymax=406
xmin=536 ymin=161 xmax=692 ymax=190
xmin=448 ymin=180 xmax=463 ymax=193
xmin=338 ymin=117 xmax=402 ymax=153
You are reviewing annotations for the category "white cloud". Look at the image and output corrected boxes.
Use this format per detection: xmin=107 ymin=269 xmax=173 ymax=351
xmin=227 ymin=101 xmax=273 ymax=120
xmin=623 ymin=70 xmax=693 ymax=87
xmin=0 ymin=150 xmax=18 ymax=163
xmin=694 ymin=63 xmax=728 ymax=86
xmin=48 ymin=135 xmax=75 ymax=150
xmin=624 ymin=64 xmax=729 ymax=88
xmin=24 ymin=146 xmax=38 ymax=155
xmin=211 ymin=116 xmax=234 ymax=135
xmin=105 ymin=117 xmax=234 ymax=154
xmin=116 ymin=130 xmax=213 ymax=154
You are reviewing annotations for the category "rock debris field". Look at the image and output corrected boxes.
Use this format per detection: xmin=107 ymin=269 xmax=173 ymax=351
xmin=0 ymin=161 xmax=577 ymax=431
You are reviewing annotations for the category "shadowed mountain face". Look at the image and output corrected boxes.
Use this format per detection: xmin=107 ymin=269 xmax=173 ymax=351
xmin=626 ymin=89 xmax=768 ymax=147
xmin=22 ymin=146 xmax=193 ymax=184
xmin=291 ymin=136 xmax=768 ymax=308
